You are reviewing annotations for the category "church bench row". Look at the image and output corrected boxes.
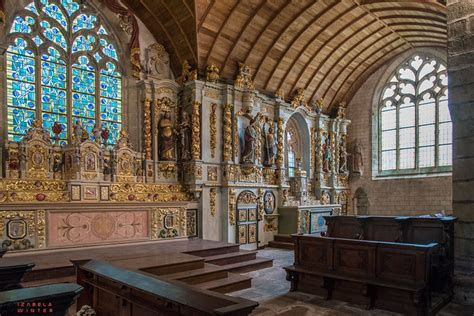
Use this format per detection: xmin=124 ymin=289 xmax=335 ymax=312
xmin=285 ymin=235 xmax=439 ymax=315
xmin=323 ymin=215 xmax=456 ymax=294
xmin=0 ymin=248 xmax=6 ymax=258
xmin=73 ymin=259 xmax=258 ymax=316
xmin=0 ymin=258 xmax=35 ymax=291
xmin=0 ymin=283 xmax=82 ymax=316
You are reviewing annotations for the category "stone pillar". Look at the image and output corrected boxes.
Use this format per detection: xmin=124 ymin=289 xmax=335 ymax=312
xmin=447 ymin=0 xmax=474 ymax=303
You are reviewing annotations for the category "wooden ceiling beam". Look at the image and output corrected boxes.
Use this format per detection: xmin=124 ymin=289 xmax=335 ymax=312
xmin=265 ymin=1 xmax=348 ymax=91
xmin=395 ymin=28 xmax=447 ymax=36
xmin=388 ymin=21 xmax=446 ymax=31
xmin=369 ymin=7 xmax=446 ymax=18
xmin=286 ymin=11 xmax=374 ymax=95
xmin=376 ymin=14 xmax=446 ymax=24
xmin=359 ymin=0 xmax=446 ymax=11
xmin=197 ymin=0 xmax=215 ymax=33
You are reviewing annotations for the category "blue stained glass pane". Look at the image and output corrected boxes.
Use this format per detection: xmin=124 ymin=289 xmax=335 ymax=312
xmin=98 ymin=25 xmax=108 ymax=35
xmin=42 ymin=112 xmax=68 ymax=140
xmin=100 ymin=39 xmax=118 ymax=60
xmin=94 ymin=53 xmax=102 ymax=62
xmin=100 ymin=98 xmax=122 ymax=122
xmin=8 ymin=107 xmax=36 ymax=136
xmin=41 ymin=61 xmax=66 ymax=88
xmin=72 ymin=68 xmax=95 ymax=94
xmin=41 ymin=87 xmax=67 ymax=114
xmin=101 ymin=121 xmax=121 ymax=145
xmin=11 ymin=15 xmax=35 ymax=33
xmin=41 ymin=21 xmax=68 ymax=51
xmin=73 ymin=56 xmax=94 ymax=71
xmin=61 ymin=0 xmax=80 ymax=16
xmin=100 ymin=75 xmax=121 ymax=99
xmin=42 ymin=2 xmax=68 ymax=29
xmin=25 ymin=3 xmax=39 ymax=14
xmin=73 ymin=93 xmax=95 ymax=118
xmin=7 ymin=80 xmax=36 ymax=109
xmin=100 ymin=62 xmax=120 ymax=77
xmin=72 ymin=35 xmax=96 ymax=53
xmin=7 ymin=53 xmax=36 ymax=83
xmin=8 ymin=38 xmax=34 ymax=56
xmin=73 ymin=14 xmax=97 ymax=32
xmin=33 ymin=36 xmax=43 ymax=46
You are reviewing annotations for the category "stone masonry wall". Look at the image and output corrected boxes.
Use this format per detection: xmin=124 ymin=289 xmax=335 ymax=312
xmin=346 ymin=58 xmax=453 ymax=217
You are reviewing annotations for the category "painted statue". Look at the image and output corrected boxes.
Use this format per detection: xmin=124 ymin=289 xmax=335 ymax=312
xmin=158 ymin=111 xmax=176 ymax=161
xmin=73 ymin=120 xmax=89 ymax=143
xmin=322 ymin=138 xmax=331 ymax=173
xmin=353 ymin=141 xmax=363 ymax=175
xmin=339 ymin=138 xmax=348 ymax=173
xmin=92 ymin=123 xmax=102 ymax=144
xmin=178 ymin=111 xmax=192 ymax=161
xmin=240 ymin=113 xmax=261 ymax=164
xmin=264 ymin=121 xmax=276 ymax=166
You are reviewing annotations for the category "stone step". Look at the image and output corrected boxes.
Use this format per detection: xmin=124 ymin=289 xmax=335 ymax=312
xmin=194 ymin=273 xmax=252 ymax=294
xmin=183 ymin=244 xmax=241 ymax=257
xmin=220 ymin=257 xmax=273 ymax=273
xmin=160 ymin=264 xmax=228 ymax=285
xmin=268 ymin=241 xmax=294 ymax=250
xmin=274 ymin=234 xmax=294 ymax=243
xmin=204 ymin=251 xmax=258 ymax=265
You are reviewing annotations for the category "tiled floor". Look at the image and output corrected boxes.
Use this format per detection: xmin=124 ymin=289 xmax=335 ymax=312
xmin=230 ymin=248 xmax=474 ymax=316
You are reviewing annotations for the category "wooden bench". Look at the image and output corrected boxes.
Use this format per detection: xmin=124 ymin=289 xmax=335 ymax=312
xmin=285 ymin=234 xmax=438 ymax=315
xmin=324 ymin=215 xmax=456 ymax=296
xmin=73 ymin=259 xmax=258 ymax=316
xmin=0 ymin=258 xmax=35 ymax=291
xmin=0 ymin=248 xmax=7 ymax=258
xmin=0 ymin=283 xmax=82 ymax=316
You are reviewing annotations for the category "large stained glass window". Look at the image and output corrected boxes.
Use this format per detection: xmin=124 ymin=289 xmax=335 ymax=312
xmin=378 ymin=54 xmax=451 ymax=176
xmin=6 ymin=0 xmax=122 ymax=144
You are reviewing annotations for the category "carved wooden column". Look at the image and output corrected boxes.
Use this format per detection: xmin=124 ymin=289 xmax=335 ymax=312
xmin=222 ymin=103 xmax=233 ymax=162
xmin=143 ymin=98 xmax=152 ymax=160
xmin=191 ymin=101 xmax=201 ymax=160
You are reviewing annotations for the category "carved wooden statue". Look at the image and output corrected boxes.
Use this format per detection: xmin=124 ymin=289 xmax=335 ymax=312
xmin=339 ymin=137 xmax=348 ymax=173
xmin=178 ymin=111 xmax=192 ymax=161
xmin=240 ymin=113 xmax=261 ymax=165
xmin=353 ymin=141 xmax=363 ymax=175
xmin=264 ymin=121 xmax=276 ymax=166
xmin=322 ymin=138 xmax=331 ymax=173
xmin=158 ymin=111 xmax=176 ymax=161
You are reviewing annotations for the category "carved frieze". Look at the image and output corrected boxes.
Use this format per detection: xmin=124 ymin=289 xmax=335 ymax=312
xmin=151 ymin=207 xmax=186 ymax=239
xmin=207 ymin=166 xmax=218 ymax=181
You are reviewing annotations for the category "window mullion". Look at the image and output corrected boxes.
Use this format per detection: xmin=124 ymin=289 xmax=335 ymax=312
xmin=36 ymin=55 xmax=42 ymax=122
xmin=67 ymin=62 xmax=72 ymax=143
xmin=396 ymin=104 xmax=400 ymax=170
xmin=435 ymin=95 xmax=440 ymax=167
xmin=96 ymin=68 xmax=100 ymax=127
xmin=415 ymin=81 xmax=420 ymax=171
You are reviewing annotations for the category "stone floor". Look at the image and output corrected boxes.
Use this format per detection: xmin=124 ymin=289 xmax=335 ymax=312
xmin=229 ymin=248 xmax=474 ymax=316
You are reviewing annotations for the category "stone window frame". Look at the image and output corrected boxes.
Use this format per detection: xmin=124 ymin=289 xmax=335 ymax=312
xmin=372 ymin=49 xmax=452 ymax=179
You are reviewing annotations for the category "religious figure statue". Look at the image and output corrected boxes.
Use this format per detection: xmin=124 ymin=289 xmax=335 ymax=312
xmin=178 ymin=111 xmax=192 ymax=161
xmin=337 ymin=101 xmax=346 ymax=119
xmin=291 ymin=88 xmax=307 ymax=108
xmin=116 ymin=129 xmax=129 ymax=148
xmin=101 ymin=127 xmax=110 ymax=146
xmin=352 ymin=141 xmax=363 ymax=175
xmin=264 ymin=121 xmax=276 ymax=166
xmin=158 ymin=111 xmax=176 ymax=161
xmin=314 ymin=98 xmax=324 ymax=114
xmin=73 ymin=120 xmax=89 ymax=143
xmin=274 ymin=88 xmax=285 ymax=102
xmin=179 ymin=60 xmax=197 ymax=84
xmin=234 ymin=62 xmax=255 ymax=90
xmin=206 ymin=64 xmax=220 ymax=83
xmin=281 ymin=189 xmax=288 ymax=205
xmin=52 ymin=121 xmax=63 ymax=144
xmin=322 ymin=137 xmax=331 ymax=173
xmin=146 ymin=43 xmax=171 ymax=80
xmin=240 ymin=112 xmax=261 ymax=164
xmin=52 ymin=154 xmax=62 ymax=174
xmin=103 ymin=158 xmax=112 ymax=180
xmin=339 ymin=137 xmax=348 ymax=173
xmin=92 ymin=123 xmax=102 ymax=144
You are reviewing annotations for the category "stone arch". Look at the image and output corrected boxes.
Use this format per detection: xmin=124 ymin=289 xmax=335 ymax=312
xmin=285 ymin=111 xmax=310 ymax=176
xmin=353 ymin=187 xmax=369 ymax=215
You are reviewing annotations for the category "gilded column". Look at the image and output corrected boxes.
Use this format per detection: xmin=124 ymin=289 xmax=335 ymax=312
xmin=276 ymin=118 xmax=284 ymax=169
xmin=257 ymin=188 xmax=265 ymax=220
xmin=192 ymin=101 xmax=201 ymax=160
xmin=210 ymin=188 xmax=216 ymax=217
xmin=210 ymin=103 xmax=217 ymax=158
xmin=255 ymin=124 xmax=262 ymax=165
xmin=143 ymin=98 xmax=152 ymax=160
xmin=223 ymin=103 xmax=233 ymax=161
xmin=310 ymin=127 xmax=315 ymax=178
xmin=229 ymin=188 xmax=236 ymax=225
xmin=330 ymin=131 xmax=336 ymax=173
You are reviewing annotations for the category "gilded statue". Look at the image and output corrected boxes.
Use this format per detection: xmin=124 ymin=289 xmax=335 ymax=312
xmin=234 ymin=62 xmax=255 ymax=90
xmin=178 ymin=111 xmax=192 ymax=161
xmin=206 ymin=64 xmax=220 ymax=83
xmin=158 ymin=111 xmax=176 ymax=161
xmin=116 ymin=129 xmax=130 ymax=148
xmin=291 ymin=88 xmax=307 ymax=108
xmin=264 ymin=121 xmax=276 ymax=166
xmin=275 ymin=88 xmax=285 ymax=101
xmin=240 ymin=112 xmax=262 ymax=165
xmin=339 ymin=137 xmax=348 ymax=173
xmin=73 ymin=120 xmax=89 ymax=144
xmin=315 ymin=98 xmax=324 ymax=114
xmin=337 ymin=101 xmax=346 ymax=119
xmin=179 ymin=60 xmax=197 ymax=84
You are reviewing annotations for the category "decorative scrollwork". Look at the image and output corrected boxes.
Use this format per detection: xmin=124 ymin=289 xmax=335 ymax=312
xmin=210 ymin=103 xmax=217 ymax=158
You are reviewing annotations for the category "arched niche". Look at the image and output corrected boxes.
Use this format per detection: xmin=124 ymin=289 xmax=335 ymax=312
xmin=285 ymin=112 xmax=310 ymax=177
xmin=353 ymin=187 xmax=369 ymax=215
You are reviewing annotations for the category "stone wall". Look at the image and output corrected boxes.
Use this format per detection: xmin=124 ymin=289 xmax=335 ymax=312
xmin=346 ymin=54 xmax=452 ymax=216
xmin=447 ymin=0 xmax=474 ymax=303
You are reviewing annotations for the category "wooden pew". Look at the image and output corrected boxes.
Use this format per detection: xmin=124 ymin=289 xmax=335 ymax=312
xmin=0 ymin=248 xmax=7 ymax=258
xmin=0 ymin=283 xmax=82 ymax=316
xmin=285 ymin=234 xmax=438 ymax=315
xmin=0 ymin=258 xmax=35 ymax=291
xmin=73 ymin=259 xmax=258 ymax=316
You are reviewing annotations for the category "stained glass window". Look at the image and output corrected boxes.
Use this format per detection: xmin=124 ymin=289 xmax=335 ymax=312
xmin=7 ymin=0 xmax=123 ymax=145
xmin=378 ymin=54 xmax=451 ymax=175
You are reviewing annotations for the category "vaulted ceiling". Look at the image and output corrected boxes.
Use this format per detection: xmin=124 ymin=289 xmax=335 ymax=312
xmin=123 ymin=0 xmax=447 ymax=110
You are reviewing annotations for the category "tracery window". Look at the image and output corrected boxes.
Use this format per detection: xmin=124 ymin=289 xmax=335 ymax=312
xmin=378 ymin=54 xmax=451 ymax=176
xmin=6 ymin=0 xmax=122 ymax=144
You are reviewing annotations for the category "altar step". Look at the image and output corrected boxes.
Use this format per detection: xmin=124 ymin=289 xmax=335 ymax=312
xmin=268 ymin=234 xmax=294 ymax=250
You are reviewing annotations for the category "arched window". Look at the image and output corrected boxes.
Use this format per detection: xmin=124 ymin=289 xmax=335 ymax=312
xmin=286 ymin=121 xmax=299 ymax=177
xmin=6 ymin=0 xmax=122 ymax=144
xmin=378 ymin=54 xmax=451 ymax=176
